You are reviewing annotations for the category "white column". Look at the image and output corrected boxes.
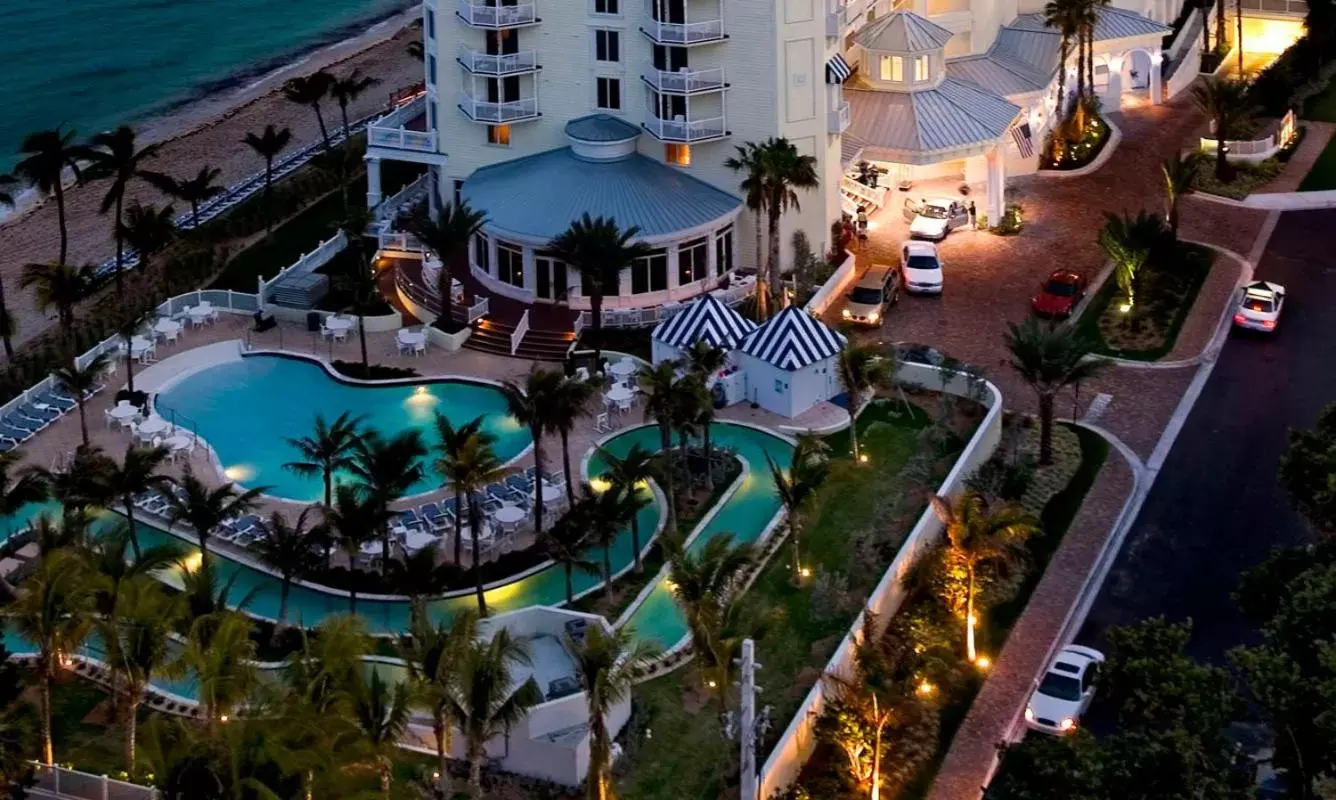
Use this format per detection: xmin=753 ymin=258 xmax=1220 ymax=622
xmin=986 ymin=147 xmax=1005 ymax=226
xmin=428 ymin=166 xmax=441 ymax=217
xmin=365 ymin=157 xmax=383 ymax=209
xmin=522 ymin=246 xmax=536 ymax=296
xmin=1150 ymin=50 xmax=1163 ymax=105
xmin=738 ymin=639 xmax=758 ymax=800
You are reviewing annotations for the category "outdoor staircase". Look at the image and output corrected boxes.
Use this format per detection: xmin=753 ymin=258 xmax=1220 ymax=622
xmin=448 ymin=306 xmax=574 ymax=362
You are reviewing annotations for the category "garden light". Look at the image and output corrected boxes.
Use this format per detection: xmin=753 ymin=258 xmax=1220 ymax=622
xmin=800 ymin=566 xmax=812 ymax=578
xmin=1118 ymin=302 xmax=1132 ymax=313
xmin=975 ymin=656 xmax=992 ymax=670
xmin=917 ymin=681 xmax=935 ymax=696
xmin=859 ymin=454 xmax=869 ymax=463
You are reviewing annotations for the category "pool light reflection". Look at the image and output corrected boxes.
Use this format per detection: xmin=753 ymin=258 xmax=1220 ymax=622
xmin=223 ymin=465 xmax=254 ymax=482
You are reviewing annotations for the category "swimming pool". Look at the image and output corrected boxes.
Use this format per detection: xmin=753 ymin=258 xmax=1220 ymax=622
xmin=153 ymin=355 xmax=531 ymax=501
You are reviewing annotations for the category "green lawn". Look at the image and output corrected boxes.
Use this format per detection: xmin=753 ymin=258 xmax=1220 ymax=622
xmin=1299 ymin=131 xmax=1336 ymax=191
xmin=617 ymin=401 xmax=940 ymax=800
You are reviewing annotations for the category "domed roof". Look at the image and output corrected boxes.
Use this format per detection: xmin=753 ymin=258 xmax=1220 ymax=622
xmin=564 ymin=114 xmax=640 ymax=143
xmin=855 ymin=11 xmax=953 ymax=53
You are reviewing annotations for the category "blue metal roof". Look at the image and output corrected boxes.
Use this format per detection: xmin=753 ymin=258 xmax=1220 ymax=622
xmin=564 ymin=114 xmax=640 ymax=143
xmin=461 ymin=148 xmax=743 ymax=241
xmin=1010 ymin=8 xmax=1169 ymax=40
xmin=845 ymin=77 xmax=1020 ymax=160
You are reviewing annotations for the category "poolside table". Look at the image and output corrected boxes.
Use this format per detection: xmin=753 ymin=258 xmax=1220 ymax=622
xmin=129 ymin=336 xmax=155 ymax=357
xmin=164 ymin=435 xmax=193 ymax=454
xmin=493 ymin=505 xmax=525 ymax=525
xmin=152 ymin=319 xmax=182 ymax=339
xmin=137 ymin=417 xmax=170 ymax=437
xmin=109 ymin=404 xmax=139 ymax=422
xmin=532 ymin=485 xmax=562 ymax=506
xmin=325 ymin=317 xmax=353 ymax=333
xmin=403 ymin=530 xmax=438 ymax=553
xmin=609 ymin=360 xmax=637 ymax=380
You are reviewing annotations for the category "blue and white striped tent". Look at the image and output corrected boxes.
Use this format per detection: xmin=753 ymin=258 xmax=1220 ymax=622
xmin=737 ymin=306 xmax=846 ymax=371
xmin=735 ymin=306 xmax=847 ymax=418
xmin=650 ymin=294 xmax=757 ymax=364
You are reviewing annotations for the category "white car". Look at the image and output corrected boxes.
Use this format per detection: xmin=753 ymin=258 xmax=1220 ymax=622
xmin=901 ymin=241 xmax=944 ymax=295
xmin=1025 ymin=644 xmax=1104 ymax=735
xmin=1233 ymin=280 xmax=1286 ymax=333
xmin=905 ymin=197 xmax=970 ymax=241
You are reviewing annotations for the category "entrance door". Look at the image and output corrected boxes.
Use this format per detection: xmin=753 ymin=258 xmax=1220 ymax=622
xmin=535 ymin=257 xmax=568 ymax=302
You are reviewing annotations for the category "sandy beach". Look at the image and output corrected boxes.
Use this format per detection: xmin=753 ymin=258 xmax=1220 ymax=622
xmin=0 ymin=8 xmax=424 ymax=352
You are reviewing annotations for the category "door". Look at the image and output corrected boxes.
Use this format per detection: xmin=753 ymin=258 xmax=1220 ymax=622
xmin=902 ymin=197 xmax=921 ymax=222
xmin=535 ymin=257 xmax=568 ymax=302
xmin=951 ymin=202 xmax=969 ymax=229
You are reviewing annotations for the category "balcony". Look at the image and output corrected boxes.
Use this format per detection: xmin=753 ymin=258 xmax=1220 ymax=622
xmin=458 ymin=49 xmax=540 ymax=75
xmin=367 ymin=95 xmax=437 ymax=153
xmin=641 ymin=67 xmax=726 ymax=94
xmin=828 ymin=101 xmax=850 ymax=134
xmin=458 ymin=94 xmax=541 ymax=124
xmin=642 ymin=115 xmax=727 ymax=143
xmin=640 ymin=18 xmax=725 ymax=45
xmin=826 ymin=5 xmax=847 ymax=35
xmin=456 ymin=1 xmax=538 ymax=28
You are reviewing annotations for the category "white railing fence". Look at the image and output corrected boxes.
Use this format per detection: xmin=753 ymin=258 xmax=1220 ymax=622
xmin=804 ymin=250 xmax=858 ymax=318
xmin=840 ymin=175 xmax=888 ymax=209
xmin=467 ymin=296 xmax=490 ymax=324
xmin=378 ymin=230 xmax=427 ymax=255
xmin=30 ymin=762 xmax=158 ymax=800
xmin=373 ymin=172 xmax=431 ymax=224
xmin=1200 ymin=109 xmax=1297 ymax=163
xmin=510 ymin=309 xmax=530 ymax=354
xmin=256 ymin=230 xmax=348 ymax=301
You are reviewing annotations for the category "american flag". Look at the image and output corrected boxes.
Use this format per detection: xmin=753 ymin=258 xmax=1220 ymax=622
xmin=1011 ymin=123 xmax=1035 ymax=159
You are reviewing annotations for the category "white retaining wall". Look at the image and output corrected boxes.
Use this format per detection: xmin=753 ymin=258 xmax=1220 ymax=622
xmin=804 ymin=250 xmax=858 ymax=318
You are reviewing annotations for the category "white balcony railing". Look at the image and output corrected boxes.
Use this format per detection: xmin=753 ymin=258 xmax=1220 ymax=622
xmin=641 ymin=18 xmax=725 ymax=44
xmin=643 ymin=115 xmax=727 ymax=143
xmin=458 ymin=49 xmax=539 ymax=75
xmin=458 ymin=94 xmax=540 ymax=123
xmin=642 ymin=67 xmax=726 ymax=93
xmin=457 ymin=1 xmax=537 ymax=27
xmin=366 ymin=95 xmax=437 ymax=153
xmin=828 ymin=101 xmax=851 ymax=134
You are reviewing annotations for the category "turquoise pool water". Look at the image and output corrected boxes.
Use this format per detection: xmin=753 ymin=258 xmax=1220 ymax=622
xmin=154 ymin=356 xmax=530 ymax=501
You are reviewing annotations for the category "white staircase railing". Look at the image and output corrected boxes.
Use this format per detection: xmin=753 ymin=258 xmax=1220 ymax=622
xmin=510 ymin=309 xmax=530 ymax=354
xmin=30 ymin=762 xmax=158 ymax=799
xmin=839 ymin=175 xmax=888 ymax=209
xmin=466 ymin=296 xmax=490 ymax=324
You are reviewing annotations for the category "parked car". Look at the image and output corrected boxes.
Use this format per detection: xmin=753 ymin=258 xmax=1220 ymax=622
xmin=905 ymin=197 xmax=969 ymax=241
xmin=900 ymin=241 xmax=944 ymax=295
xmin=1232 ymin=280 xmax=1285 ymax=333
xmin=842 ymin=264 xmax=900 ymax=327
xmin=1031 ymin=269 xmax=1088 ymax=318
xmin=1025 ymin=645 xmax=1105 ymax=735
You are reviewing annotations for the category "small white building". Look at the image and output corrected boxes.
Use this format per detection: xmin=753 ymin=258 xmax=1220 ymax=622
xmin=735 ymin=307 xmax=847 ymax=419
xmin=650 ymin=293 xmax=757 ymax=365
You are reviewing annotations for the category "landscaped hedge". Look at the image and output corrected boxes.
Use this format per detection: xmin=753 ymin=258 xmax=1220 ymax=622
xmin=1248 ymin=34 xmax=1336 ymax=116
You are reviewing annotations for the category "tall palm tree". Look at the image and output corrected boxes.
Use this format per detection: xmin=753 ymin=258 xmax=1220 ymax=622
xmin=433 ymin=413 xmax=488 ymax=565
xmin=683 ymin=339 xmax=728 ymax=380
xmin=20 ymin=260 xmax=88 ymax=347
xmin=930 ymin=490 xmax=1040 ymax=661
xmin=584 ymin=484 xmax=635 ymax=585
xmin=85 ymin=126 xmax=161 ymax=293
xmin=598 ymin=443 xmax=657 ymax=573
xmin=669 ymin=376 xmax=707 ymax=488
xmin=767 ymin=449 xmax=828 ymax=585
xmin=143 ymin=165 xmax=223 ymax=230
xmin=553 ymin=377 xmax=596 ymax=504
xmin=1161 ymin=152 xmax=1198 ymax=237
xmin=101 ymin=576 xmax=181 ymax=772
xmin=99 ymin=442 xmax=174 ymax=558
xmin=162 ymin=466 xmax=265 ymax=581
xmin=112 ymin=306 xmax=155 ymax=395
xmin=410 ymin=201 xmax=489 ymax=329
xmin=14 ymin=126 xmax=90 ymax=264
xmin=569 ymin=625 xmax=660 ymax=800
xmin=119 ymin=201 xmax=177 ymax=294
xmin=329 ymin=69 xmax=381 ymax=142
xmin=323 ymin=484 xmax=385 ymax=614
xmin=753 ymin=138 xmax=819 ymax=305
xmin=639 ymin=360 xmax=681 ymax=530
xmin=684 ymin=375 xmax=717 ymax=486
xmin=252 ymin=509 xmax=318 ymax=628
xmin=283 ymin=411 xmax=365 ymax=512
xmin=350 ymin=668 xmax=412 ymax=796
xmin=6 ymin=550 xmax=93 ymax=765
xmin=455 ymin=437 xmax=508 ymax=615
xmin=1192 ymin=77 xmax=1255 ymax=183
xmin=51 ymin=353 xmax=109 ymax=448
xmin=401 ymin=608 xmax=479 ymax=796
xmin=390 ymin=544 xmax=454 ymax=618
xmin=664 ymin=533 xmax=757 ymax=706
xmin=1044 ymin=0 xmax=1083 ymax=124
xmin=168 ymin=610 xmax=257 ymax=733
xmin=539 ymin=504 xmax=598 ymax=603
xmin=348 ymin=430 xmax=426 ymax=576
xmin=85 ymin=522 xmax=181 ymax=623
xmin=836 ymin=343 xmax=894 ymax=463
xmin=282 ymin=71 xmax=336 ymax=150
xmin=337 ymin=206 xmax=378 ymax=370
xmin=0 ymin=451 xmax=48 ymax=526
xmin=546 ymin=213 xmax=654 ymax=363
xmin=446 ymin=631 xmax=543 ymax=800
xmin=1098 ymin=211 xmax=1156 ymax=309
xmin=1004 ymin=318 xmax=1110 ymax=465
xmin=1236 ymin=0 xmax=1245 ymax=77
xmin=724 ymin=142 xmax=770 ymax=317
xmin=242 ymin=124 xmax=293 ymax=233
xmin=499 ymin=367 xmax=564 ymax=534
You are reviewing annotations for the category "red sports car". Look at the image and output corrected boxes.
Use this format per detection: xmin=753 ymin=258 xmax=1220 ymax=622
xmin=1032 ymin=270 xmax=1088 ymax=318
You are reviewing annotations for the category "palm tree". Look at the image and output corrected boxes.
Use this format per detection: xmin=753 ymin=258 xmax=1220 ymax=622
xmin=456 ymin=438 xmax=508 ymax=615
xmin=569 ymin=625 xmax=660 ymax=800
xmin=282 ymin=71 xmax=336 ymax=150
xmin=401 ymin=608 xmax=479 ymax=796
xmin=323 ymin=484 xmax=385 ymax=614
xmin=553 ymin=377 xmax=596 ymax=504
xmin=99 ymin=442 xmax=174 ymax=558
xmin=6 ymin=550 xmax=93 ymax=764
xmin=0 ymin=451 xmax=48 ymax=527
xmin=112 ymin=307 xmax=155 ymax=395
xmin=119 ymin=201 xmax=177 ymax=293
xmin=639 ymin=360 xmax=681 ymax=530
xmin=143 ymin=165 xmax=223 ymax=230
xmin=85 ymin=523 xmax=181 ymax=622
xmin=390 ymin=544 xmax=454 ymax=618
xmin=348 ymin=430 xmax=426 ymax=576
xmin=14 ymin=126 xmax=90 ymax=264
xmin=767 ymin=449 xmax=828 ymax=585
xmin=1192 ymin=78 xmax=1255 ymax=183
xmin=283 ymin=411 xmax=365 ymax=512
xmin=410 ymin=201 xmax=488 ymax=329
xmin=499 ymin=367 xmax=564 ymax=534
xmin=1004 ymin=318 xmax=1110 ymax=465
xmin=1044 ymin=0 xmax=1083 ymax=124
xmin=664 ymin=533 xmax=757 ymax=707
xmin=584 ymin=484 xmax=635 ymax=585
xmin=685 ymin=375 xmax=717 ymax=486
xmin=242 ymin=124 xmax=293 ymax=233
xmin=930 ymin=491 xmax=1040 ymax=661
xmin=446 ymin=630 xmax=543 ymax=800
xmin=598 ymin=443 xmax=657 ymax=573
xmin=753 ymin=138 xmax=819 ymax=305
xmin=85 ymin=126 xmax=161 ymax=293
xmin=1161 ymin=152 xmax=1198 ymax=237
xmin=169 ymin=610 xmax=257 ymax=732
xmin=252 ymin=509 xmax=318 ymax=628
xmin=338 ymin=206 xmax=378 ymax=370
xmin=836 ymin=343 xmax=894 ymax=463
xmin=20 ymin=260 xmax=88 ymax=347
xmin=683 ymin=339 xmax=728 ymax=380
xmin=433 ymin=413 xmax=488 ymax=565
xmin=350 ymin=669 xmax=412 ymax=796
xmin=101 ymin=576 xmax=181 ymax=771
xmin=162 ymin=466 xmax=265 ymax=581
xmin=329 ymin=69 xmax=381 ymax=142
xmin=1098 ymin=211 xmax=1157 ymax=309
xmin=51 ymin=353 xmax=109 ymax=447
xmin=539 ymin=504 xmax=598 ymax=603
xmin=546 ymin=214 xmax=654 ymax=363
xmin=724 ymin=141 xmax=770 ymax=317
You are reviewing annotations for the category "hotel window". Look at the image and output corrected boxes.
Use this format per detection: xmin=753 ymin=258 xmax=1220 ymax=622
xmin=497 ymin=241 xmax=525 ymax=287
xmin=487 ymin=124 xmax=511 ymax=145
xmin=597 ymin=77 xmax=622 ymax=110
xmin=881 ymin=55 xmax=903 ymax=82
xmin=631 ymin=250 xmax=669 ymax=294
xmin=665 ymin=143 xmax=691 ymax=166
xmin=595 ymin=0 xmax=619 ymax=13
xmin=678 ymin=237 xmax=709 ymax=285
xmin=595 ymin=29 xmax=621 ymax=62
xmin=426 ymin=8 xmax=435 ymax=38
xmin=914 ymin=55 xmax=929 ymax=82
xmin=715 ymin=226 xmax=734 ymax=275
xmin=473 ymin=233 xmax=490 ymax=274
xmin=428 ymin=55 xmax=437 ymax=86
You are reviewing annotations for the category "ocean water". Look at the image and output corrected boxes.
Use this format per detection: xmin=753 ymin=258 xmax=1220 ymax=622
xmin=0 ymin=0 xmax=410 ymax=174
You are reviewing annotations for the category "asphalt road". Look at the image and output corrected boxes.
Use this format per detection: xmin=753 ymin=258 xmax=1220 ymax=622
xmin=1078 ymin=209 xmax=1336 ymax=662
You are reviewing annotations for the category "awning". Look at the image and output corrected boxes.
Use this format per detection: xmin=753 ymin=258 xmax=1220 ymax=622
xmin=826 ymin=54 xmax=853 ymax=84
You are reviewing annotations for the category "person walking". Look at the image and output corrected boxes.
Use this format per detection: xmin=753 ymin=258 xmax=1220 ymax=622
xmin=968 ymin=201 xmax=977 ymax=230
xmin=856 ymin=207 xmax=869 ymax=248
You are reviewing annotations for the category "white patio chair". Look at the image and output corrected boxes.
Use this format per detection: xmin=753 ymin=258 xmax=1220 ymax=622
xmin=332 ymin=328 xmax=348 ymax=343
xmin=164 ymin=326 xmax=181 ymax=345
xmin=615 ymin=395 xmax=633 ymax=415
xmin=594 ymin=412 xmax=611 ymax=433
xmin=413 ymin=338 xmax=426 ymax=357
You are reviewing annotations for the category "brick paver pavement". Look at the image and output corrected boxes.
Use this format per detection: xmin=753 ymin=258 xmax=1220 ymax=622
xmin=1261 ymin=121 xmax=1336 ymax=193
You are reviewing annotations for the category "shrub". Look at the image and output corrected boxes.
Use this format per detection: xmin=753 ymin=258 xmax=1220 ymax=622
xmin=330 ymin=361 xmax=420 ymax=381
